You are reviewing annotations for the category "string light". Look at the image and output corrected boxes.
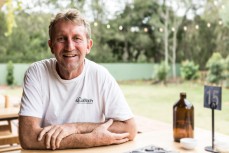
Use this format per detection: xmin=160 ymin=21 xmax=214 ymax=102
xmin=218 ymin=20 xmax=222 ymax=25
xmin=144 ymin=27 xmax=148 ymax=32
xmin=221 ymin=5 xmax=225 ymax=9
xmin=119 ymin=25 xmax=123 ymax=30
xmin=183 ymin=26 xmax=187 ymax=31
xmin=159 ymin=28 xmax=163 ymax=32
xmin=96 ymin=23 xmax=223 ymax=32
xmin=195 ymin=25 xmax=199 ymax=30
xmin=94 ymin=22 xmax=98 ymax=27
xmin=214 ymin=0 xmax=218 ymax=6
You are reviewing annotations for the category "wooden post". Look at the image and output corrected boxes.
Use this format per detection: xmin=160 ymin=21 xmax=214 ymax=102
xmin=4 ymin=95 xmax=10 ymax=108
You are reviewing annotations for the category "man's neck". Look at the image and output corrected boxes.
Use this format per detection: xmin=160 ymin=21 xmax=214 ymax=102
xmin=56 ymin=62 xmax=84 ymax=80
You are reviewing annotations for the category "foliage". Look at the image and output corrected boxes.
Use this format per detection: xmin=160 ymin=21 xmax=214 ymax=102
xmin=206 ymin=52 xmax=225 ymax=84
xmin=224 ymin=55 xmax=229 ymax=87
xmin=0 ymin=12 xmax=52 ymax=63
xmin=225 ymin=55 xmax=229 ymax=71
xmin=0 ymin=0 xmax=229 ymax=71
xmin=155 ymin=62 xmax=170 ymax=84
xmin=4 ymin=0 xmax=16 ymax=36
xmin=99 ymin=0 xmax=163 ymax=63
xmin=6 ymin=60 xmax=14 ymax=86
xmin=180 ymin=60 xmax=199 ymax=80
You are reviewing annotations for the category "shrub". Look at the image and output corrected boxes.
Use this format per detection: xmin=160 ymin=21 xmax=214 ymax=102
xmin=224 ymin=55 xmax=229 ymax=87
xmin=156 ymin=62 xmax=170 ymax=84
xmin=180 ymin=60 xmax=199 ymax=81
xmin=206 ymin=53 xmax=224 ymax=84
xmin=6 ymin=60 xmax=14 ymax=86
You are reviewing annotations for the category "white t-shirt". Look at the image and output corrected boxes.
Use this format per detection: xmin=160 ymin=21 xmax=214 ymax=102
xmin=19 ymin=58 xmax=133 ymax=127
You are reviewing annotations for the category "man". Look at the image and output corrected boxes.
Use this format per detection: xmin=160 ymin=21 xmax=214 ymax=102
xmin=19 ymin=9 xmax=137 ymax=150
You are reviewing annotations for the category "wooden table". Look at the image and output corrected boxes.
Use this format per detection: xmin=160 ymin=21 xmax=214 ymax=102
xmin=0 ymin=107 xmax=20 ymax=147
xmin=5 ymin=118 xmax=229 ymax=153
xmin=0 ymin=107 xmax=19 ymax=121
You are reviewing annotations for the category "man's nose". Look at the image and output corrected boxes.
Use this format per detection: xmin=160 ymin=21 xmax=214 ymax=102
xmin=65 ymin=39 xmax=75 ymax=51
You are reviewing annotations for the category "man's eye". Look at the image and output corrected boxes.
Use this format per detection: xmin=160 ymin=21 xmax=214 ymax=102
xmin=57 ymin=37 xmax=65 ymax=42
xmin=73 ymin=37 xmax=81 ymax=41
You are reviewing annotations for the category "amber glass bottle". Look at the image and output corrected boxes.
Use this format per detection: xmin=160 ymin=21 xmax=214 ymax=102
xmin=173 ymin=92 xmax=194 ymax=142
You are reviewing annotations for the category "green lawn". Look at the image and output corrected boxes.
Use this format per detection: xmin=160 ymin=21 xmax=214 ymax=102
xmin=119 ymin=81 xmax=229 ymax=135
xmin=2 ymin=81 xmax=229 ymax=135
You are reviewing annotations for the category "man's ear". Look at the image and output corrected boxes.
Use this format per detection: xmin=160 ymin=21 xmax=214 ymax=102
xmin=86 ymin=39 xmax=93 ymax=54
xmin=48 ymin=40 xmax=54 ymax=54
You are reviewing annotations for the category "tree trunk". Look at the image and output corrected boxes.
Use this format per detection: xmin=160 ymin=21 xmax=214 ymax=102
xmin=164 ymin=5 xmax=169 ymax=66
xmin=172 ymin=17 xmax=177 ymax=80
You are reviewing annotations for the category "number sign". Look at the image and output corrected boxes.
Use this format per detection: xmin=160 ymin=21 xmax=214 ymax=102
xmin=204 ymin=85 xmax=222 ymax=110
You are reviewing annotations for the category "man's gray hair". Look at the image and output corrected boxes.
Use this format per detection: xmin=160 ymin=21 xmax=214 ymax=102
xmin=49 ymin=9 xmax=91 ymax=40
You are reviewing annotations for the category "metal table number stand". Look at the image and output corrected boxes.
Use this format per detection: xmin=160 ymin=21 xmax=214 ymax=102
xmin=204 ymin=85 xmax=222 ymax=153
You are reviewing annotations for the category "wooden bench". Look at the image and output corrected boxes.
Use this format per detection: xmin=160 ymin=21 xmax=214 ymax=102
xmin=0 ymin=145 xmax=21 ymax=152
xmin=0 ymin=134 xmax=19 ymax=145
xmin=0 ymin=95 xmax=20 ymax=151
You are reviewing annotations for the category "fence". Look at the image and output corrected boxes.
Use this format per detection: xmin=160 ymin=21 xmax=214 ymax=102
xmin=0 ymin=63 xmax=180 ymax=86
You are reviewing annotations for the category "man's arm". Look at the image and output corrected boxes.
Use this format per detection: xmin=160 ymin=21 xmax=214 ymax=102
xmin=108 ymin=118 xmax=137 ymax=140
xmin=19 ymin=116 xmax=135 ymax=150
xmin=68 ymin=118 xmax=137 ymax=140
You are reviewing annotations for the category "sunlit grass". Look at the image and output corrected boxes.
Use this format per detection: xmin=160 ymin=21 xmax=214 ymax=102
xmin=119 ymin=81 xmax=229 ymax=135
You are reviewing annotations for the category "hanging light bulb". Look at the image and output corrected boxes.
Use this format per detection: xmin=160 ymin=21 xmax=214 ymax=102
xmin=207 ymin=23 xmax=211 ymax=28
xmin=171 ymin=27 xmax=175 ymax=32
xmin=106 ymin=24 xmax=110 ymax=29
xmin=159 ymin=28 xmax=163 ymax=32
xmin=119 ymin=25 xmax=123 ymax=31
xmin=94 ymin=22 xmax=98 ymax=27
xmin=144 ymin=27 xmax=148 ymax=32
xmin=218 ymin=20 xmax=223 ymax=25
xmin=183 ymin=26 xmax=187 ymax=31
xmin=195 ymin=25 xmax=199 ymax=30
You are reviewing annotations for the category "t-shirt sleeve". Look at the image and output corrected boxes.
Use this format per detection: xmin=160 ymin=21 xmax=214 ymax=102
xmin=101 ymin=69 xmax=134 ymax=121
xmin=19 ymin=64 xmax=43 ymax=118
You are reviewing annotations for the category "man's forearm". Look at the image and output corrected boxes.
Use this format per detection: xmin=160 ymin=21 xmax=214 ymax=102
xmin=73 ymin=118 xmax=136 ymax=137
xmin=19 ymin=121 xmax=99 ymax=149
xmin=20 ymin=129 xmax=96 ymax=149
xmin=19 ymin=116 xmax=136 ymax=150
xmin=73 ymin=122 xmax=101 ymax=134
xmin=108 ymin=118 xmax=137 ymax=140
xmin=58 ymin=133 xmax=95 ymax=149
xmin=59 ymin=119 xmax=131 ymax=149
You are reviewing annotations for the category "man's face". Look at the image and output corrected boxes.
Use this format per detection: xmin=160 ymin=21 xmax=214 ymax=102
xmin=48 ymin=20 xmax=92 ymax=75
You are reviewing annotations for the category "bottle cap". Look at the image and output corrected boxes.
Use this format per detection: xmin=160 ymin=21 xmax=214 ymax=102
xmin=180 ymin=92 xmax=186 ymax=98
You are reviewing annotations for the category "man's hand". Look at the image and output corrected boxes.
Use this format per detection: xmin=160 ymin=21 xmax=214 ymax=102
xmin=37 ymin=119 xmax=130 ymax=150
xmin=91 ymin=119 xmax=130 ymax=146
xmin=38 ymin=124 xmax=78 ymax=150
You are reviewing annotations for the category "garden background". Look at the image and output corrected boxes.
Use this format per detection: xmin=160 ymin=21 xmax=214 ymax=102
xmin=0 ymin=0 xmax=229 ymax=135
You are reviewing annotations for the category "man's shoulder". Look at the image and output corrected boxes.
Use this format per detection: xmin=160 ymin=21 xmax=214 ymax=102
xmin=29 ymin=58 xmax=55 ymax=69
xmin=26 ymin=58 xmax=55 ymax=75
xmin=85 ymin=59 xmax=108 ymax=73
xmin=85 ymin=59 xmax=115 ymax=82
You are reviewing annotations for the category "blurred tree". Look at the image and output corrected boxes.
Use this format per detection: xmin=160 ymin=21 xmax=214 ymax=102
xmin=180 ymin=60 xmax=199 ymax=81
xmin=0 ymin=0 xmax=229 ymax=67
xmin=0 ymin=12 xmax=52 ymax=62
xmin=6 ymin=60 xmax=14 ymax=86
xmin=206 ymin=52 xmax=225 ymax=85
xmin=101 ymin=0 xmax=163 ymax=63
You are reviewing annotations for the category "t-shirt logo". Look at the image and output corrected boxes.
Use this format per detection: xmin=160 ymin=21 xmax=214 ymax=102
xmin=75 ymin=97 xmax=93 ymax=104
